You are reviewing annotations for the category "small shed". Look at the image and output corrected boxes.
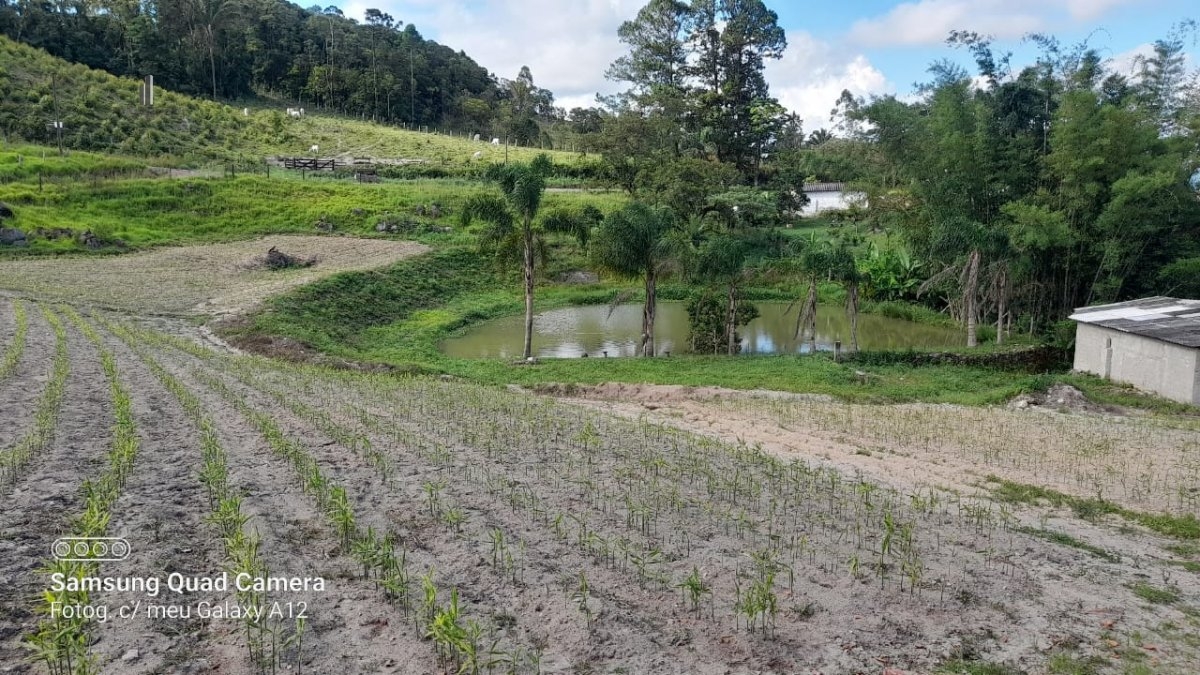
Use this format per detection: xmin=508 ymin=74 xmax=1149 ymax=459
xmin=1069 ymin=297 xmax=1200 ymax=405
xmin=801 ymin=182 xmax=866 ymax=216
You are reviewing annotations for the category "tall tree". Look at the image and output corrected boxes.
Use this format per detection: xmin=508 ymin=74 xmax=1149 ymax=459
xmin=460 ymin=157 xmax=550 ymax=360
xmin=591 ymin=203 xmax=677 ymax=356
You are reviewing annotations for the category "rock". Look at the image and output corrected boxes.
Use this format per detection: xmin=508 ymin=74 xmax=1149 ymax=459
xmin=0 ymin=227 xmax=27 ymax=247
xmin=374 ymin=222 xmax=390 ymax=232
xmin=559 ymin=270 xmax=599 ymax=284
xmin=121 ymin=649 xmax=140 ymax=662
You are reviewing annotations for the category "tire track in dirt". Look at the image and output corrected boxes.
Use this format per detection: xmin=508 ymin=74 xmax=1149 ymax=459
xmin=81 ymin=316 xmax=242 ymax=674
xmin=0 ymin=310 xmax=113 ymax=671
xmin=126 ymin=332 xmax=440 ymax=674
xmin=0 ymin=302 xmax=54 ymax=448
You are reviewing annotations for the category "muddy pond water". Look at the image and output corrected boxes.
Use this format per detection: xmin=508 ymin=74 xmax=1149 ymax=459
xmin=440 ymin=302 xmax=962 ymax=359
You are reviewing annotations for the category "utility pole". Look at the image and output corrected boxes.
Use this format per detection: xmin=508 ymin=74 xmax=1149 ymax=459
xmin=50 ymin=72 xmax=63 ymax=156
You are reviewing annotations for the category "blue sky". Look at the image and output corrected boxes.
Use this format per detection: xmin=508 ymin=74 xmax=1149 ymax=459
xmin=334 ymin=0 xmax=1197 ymax=129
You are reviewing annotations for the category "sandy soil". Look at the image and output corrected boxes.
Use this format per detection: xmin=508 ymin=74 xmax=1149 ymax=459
xmin=0 ymin=314 xmax=114 ymax=668
xmin=0 ymin=303 xmax=54 ymax=449
xmin=533 ymin=383 xmax=1200 ymax=516
xmin=3 ymin=306 xmax=1199 ymax=674
xmin=0 ymin=236 xmax=427 ymax=317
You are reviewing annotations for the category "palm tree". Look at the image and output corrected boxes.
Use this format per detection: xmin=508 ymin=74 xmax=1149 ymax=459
xmin=828 ymin=242 xmax=863 ymax=352
xmin=693 ymin=235 xmax=750 ymax=355
xmin=792 ymin=240 xmax=832 ymax=354
xmin=591 ymin=203 xmax=676 ymax=356
xmin=806 ymin=128 xmax=834 ymax=146
xmin=460 ymin=159 xmax=548 ymax=360
xmin=919 ymin=217 xmax=1007 ymax=347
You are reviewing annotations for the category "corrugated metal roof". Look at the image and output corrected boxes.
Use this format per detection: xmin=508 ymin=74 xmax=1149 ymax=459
xmin=802 ymin=182 xmax=846 ymax=193
xmin=1070 ymin=296 xmax=1200 ymax=348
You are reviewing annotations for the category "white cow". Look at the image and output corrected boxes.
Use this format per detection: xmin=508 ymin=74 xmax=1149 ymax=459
xmin=473 ymin=134 xmax=481 ymax=142
xmin=491 ymin=138 xmax=501 ymax=145
xmin=472 ymin=151 xmax=483 ymax=159
xmin=310 ymin=144 xmax=319 ymax=154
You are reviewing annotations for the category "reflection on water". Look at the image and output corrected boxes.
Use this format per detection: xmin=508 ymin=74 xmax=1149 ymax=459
xmin=441 ymin=302 xmax=962 ymax=359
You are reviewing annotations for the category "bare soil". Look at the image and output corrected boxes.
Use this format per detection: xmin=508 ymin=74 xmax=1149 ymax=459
xmin=0 ymin=236 xmax=427 ymax=317
xmin=1 ymin=298 xmax=1199 ymax=674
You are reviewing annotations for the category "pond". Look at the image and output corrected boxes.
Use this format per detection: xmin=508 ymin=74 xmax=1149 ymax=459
xmin=440 ymin=302 xmax=963 ymax=359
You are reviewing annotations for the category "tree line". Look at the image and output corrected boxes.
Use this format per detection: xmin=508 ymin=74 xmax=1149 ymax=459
xmin=561 ymin=2 xmax=1200 ymax=350
xmin=0 ymin=0 xmax=558 ymax=140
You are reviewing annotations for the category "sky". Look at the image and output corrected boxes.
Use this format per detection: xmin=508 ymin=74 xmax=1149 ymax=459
xmin=334 ymin=0 xmax=1198 ymax=131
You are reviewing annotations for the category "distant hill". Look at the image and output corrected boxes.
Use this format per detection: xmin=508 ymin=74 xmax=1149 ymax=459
xmin=0 ymin=0 xmax=552 ymax=140
xmin=0 ymin=36 xmax=254 ymax=159
xmin=0 ymin=37 xmax=587 ymax=171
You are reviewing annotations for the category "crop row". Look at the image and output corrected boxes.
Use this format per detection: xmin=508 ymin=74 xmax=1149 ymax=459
xmin=28 ymin=309 xmax=138 ymax=675
xmin=142 ymin=327 xmax=1024 ymax=642
xmin=97 ymin=316 xmax=302 ymax=673
xmin=1 ymin=305 xmax=68 ymax=487
xmin=112 ymin=320 xmax=525 ymax=674
xmin=0 ymin=298 xmax=28 ymax=381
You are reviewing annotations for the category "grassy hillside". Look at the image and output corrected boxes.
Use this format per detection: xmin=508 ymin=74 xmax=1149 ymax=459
xmin=0 ymin=144 xmax=147 ymax=183
xmin=0 ymin=172 xmax=624 ymax=253
xmin=0 ymin=37 xmax=588 ymax=171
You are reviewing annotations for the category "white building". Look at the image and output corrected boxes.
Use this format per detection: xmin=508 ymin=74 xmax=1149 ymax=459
xmin=1070 ymin=297 xmax=1200 ymax=405
xmin=800 ymin=182 xmax=866 ymax=216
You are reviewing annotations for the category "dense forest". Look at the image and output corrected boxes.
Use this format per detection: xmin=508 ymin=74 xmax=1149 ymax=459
xmin=573 ymin=1 xmax=1200 ymax=346
xmin=0 ymin=0 xmax=559 ymax=141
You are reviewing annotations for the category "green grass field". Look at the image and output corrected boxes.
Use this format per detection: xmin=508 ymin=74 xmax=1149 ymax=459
xmin=0 ymin=172 xmax=625 ymax=253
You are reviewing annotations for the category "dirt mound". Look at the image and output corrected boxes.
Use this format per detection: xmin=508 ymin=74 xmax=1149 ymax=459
xmin=1008 ymin=383 xmax=1121 ymax=414
xmin=254 ymin=246 xmax=318 ymax=270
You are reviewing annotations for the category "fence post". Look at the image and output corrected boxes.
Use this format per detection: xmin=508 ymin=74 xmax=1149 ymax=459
xmin=834 ymin=340 xmax=842 ymax=362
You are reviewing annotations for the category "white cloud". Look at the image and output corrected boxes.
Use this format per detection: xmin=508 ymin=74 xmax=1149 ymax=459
xmin=1105 ymin=42 xmax=1155 ymax=79
xmin=766 ymin=32 xmax=892 ymax=132
xmin=349 ymin=0 xmax=643 ymax=107
xmin=847 ymin=0 xmax=1139 ymax=48
xmin=1064 ymin=0 xmax=1137 ymax=21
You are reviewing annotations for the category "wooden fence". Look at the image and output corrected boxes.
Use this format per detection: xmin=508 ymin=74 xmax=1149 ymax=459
xmin=282 ymin=157 xmax=337 ymax=170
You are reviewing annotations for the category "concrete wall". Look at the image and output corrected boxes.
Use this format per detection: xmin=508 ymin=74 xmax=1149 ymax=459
xmin=801 ymin=191 xmax=866 ymax=216
xmin=1074 ymin=323 xmax=1199 ymax=405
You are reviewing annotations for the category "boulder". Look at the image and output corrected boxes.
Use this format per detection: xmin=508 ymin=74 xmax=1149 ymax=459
xmin=0 ymin=227 xmax=27 ymax=247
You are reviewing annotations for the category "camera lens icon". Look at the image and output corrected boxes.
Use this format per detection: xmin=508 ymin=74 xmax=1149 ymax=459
xmin=53 ymin=540 xmax=73 ymax=559
xmin=52 ymin=537 xmax=132 ymax=562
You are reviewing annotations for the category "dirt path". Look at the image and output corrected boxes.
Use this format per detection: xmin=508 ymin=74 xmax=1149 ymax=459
xmin=0 ymin=312 xmax=114 ymax=670
xmin=0 ymin=236 xmax=428 ymax=317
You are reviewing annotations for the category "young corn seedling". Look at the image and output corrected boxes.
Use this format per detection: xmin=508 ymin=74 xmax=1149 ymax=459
xmin=571 ymin=572 xmax=594 ymax=629
xmin=676 ymin=566 xmax=711 ymax=613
